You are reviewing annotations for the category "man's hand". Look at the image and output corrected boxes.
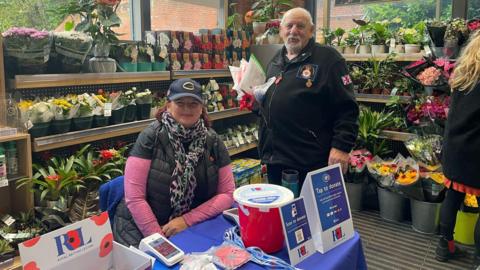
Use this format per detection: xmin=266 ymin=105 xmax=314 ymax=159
xmin=162 ymin=216 xmax=188 ymax=237
xmin=328 ymin=148 xmax=349 ymax=174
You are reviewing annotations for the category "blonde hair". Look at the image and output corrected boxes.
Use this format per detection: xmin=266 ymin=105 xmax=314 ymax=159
xmin=450 ymin=30 xmax=480 ymax=92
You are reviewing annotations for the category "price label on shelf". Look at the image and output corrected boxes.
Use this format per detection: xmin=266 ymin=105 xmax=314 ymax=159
xmin=104 ymin=103 xmax=112 ymax=117
xmin=0 ymin=179 xmax=8 ymax=188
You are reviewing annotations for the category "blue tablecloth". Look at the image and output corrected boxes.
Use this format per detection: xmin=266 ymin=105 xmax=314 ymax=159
xmin=154 ymin=215 xmax=367 ymax=270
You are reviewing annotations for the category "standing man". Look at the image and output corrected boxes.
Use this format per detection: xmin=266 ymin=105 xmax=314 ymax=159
xmin=257 ymin=7 xmax=359 ymax=187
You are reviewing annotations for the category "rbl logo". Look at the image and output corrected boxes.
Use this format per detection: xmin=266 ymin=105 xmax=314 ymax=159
xmin=332 ymin=226 xmax=345 ymax=242
xmin=54 ymin=227 xmax=92 ymax=256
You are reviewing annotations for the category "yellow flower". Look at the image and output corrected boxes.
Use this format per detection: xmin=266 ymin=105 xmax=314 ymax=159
xmin=430 ymin=172 xmax=445 ymax=184
xmin=465 ymin=194 xmax=478 ymax=208
xmin=18 ymin=100 xmax=33 ymax=110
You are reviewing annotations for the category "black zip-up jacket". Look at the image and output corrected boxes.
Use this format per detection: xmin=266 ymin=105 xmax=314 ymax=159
xmin=257 ymin=38 xmax=359 ymax=171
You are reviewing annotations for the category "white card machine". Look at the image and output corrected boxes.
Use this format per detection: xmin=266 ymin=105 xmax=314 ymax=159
xmin=139 ymin=233 xmax=184 ymax=266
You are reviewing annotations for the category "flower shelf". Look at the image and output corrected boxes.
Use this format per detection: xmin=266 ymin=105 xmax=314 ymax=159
xmin=380 ymin=130 xmax=417 ymax=142
xmin=355 ymin=93 xmax=412 ymax=104
xmin=171 ymin=69 xmax=231 ymax=79
xmin=9 ymin=71 xmax=171 ymax=89
xmin=227 ymin=142 xmax=258 ymax=156
xmin=343 ymin=53 xmax=425 ymax=62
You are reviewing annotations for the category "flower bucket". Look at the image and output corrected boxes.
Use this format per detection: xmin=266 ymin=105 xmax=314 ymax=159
xmin=93 ymin=115 xmax=110 ymax=127
xmin=50 ymin=119 xmax=71 ymax=135
xmin=405 ymin=44 xmax=421 ymax=54
xmin=454 ymin=211 xmax=479 ymax=245
xmin=72 ymin=116 xmax=93 ymax=131
xmin=124 ymin=104 xmax=137 ymax=122
xmin=120 ymin=62 xmax=137 ymax=72
xmin=377 ymin=186 xmax=409 ymax=222
xmin=234 ymin=184 xmax=293 ymax=253
xmin=137 ymin=62 xmax=152 ymax=72
xmin=345 ymin=182 xmax=364 ymax=212
xmin=136 ymin=103 xmax=152 ymax=120
xmin=152 ymin=61 xmax=166 ymax=71
xmin=110 ymin=107 xmax=126 ymax=125
xmin=421 ymin=178 xmax=445 ymax=203
xmin=29 ymin=122 xmax=51 ymax=138
xmin=410 ymin=198 xmax=440 ymax=234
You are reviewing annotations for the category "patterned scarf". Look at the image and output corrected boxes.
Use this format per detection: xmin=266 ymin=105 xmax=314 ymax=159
xmin=161 ymin=111 xmax=207 ymax=219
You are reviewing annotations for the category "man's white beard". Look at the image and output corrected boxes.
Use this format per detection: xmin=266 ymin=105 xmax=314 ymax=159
xmin=285 ymin=36 xmax=303 ymax=55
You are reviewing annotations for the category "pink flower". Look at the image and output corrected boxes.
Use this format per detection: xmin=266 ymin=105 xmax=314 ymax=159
xmin=417 ymin=67 xmax=442 ymax=86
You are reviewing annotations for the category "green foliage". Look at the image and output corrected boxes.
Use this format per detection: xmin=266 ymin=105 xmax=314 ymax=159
xmin=0 ymin=239 xmax=14 ymax=255
xmin=363 ymin=0 xmax=452 ymax=28
xmin=468 ymin=1 xmax=480 ymax=19
xmin=251 ymin=0 xmax=293 ymax=22
xmin=333 ymin=27 xmax=346 ymax=46
xmin=357 ymin=106 xmax=394 ymax=156
xmin=368 ymin=21 xmax=391 ymax=45
xmin=0 ymin=0 xmax=66 ymax=33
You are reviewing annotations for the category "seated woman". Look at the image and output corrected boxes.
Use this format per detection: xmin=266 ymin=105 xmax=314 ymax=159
xmin=113 ymin=78 xmax=235 ymax=247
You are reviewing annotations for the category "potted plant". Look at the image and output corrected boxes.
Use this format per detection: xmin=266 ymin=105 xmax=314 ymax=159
xmin=17 ymin=155 xmax=85 ymax=211
xmin=363 ymin=54 xmax=396 ymax=95
xmin=265 ymin=20 xmax=281 ymax=44
xmin=2 ymin=27 xmax=51 ymax=75
xmin=344 ymin=29 xmax=360 ymax=54
xmin=21 ymin=100 xmax=54 ymax=138
xmin=109 ymin=91 xmax=128 ymax=124
xmin=123 ymin=87 xmax=137 ymax=122
xmin=91 ymin=89 xmax=111 ymax=127
xmin=135 ymin=89 xmax=153 ymax=120
xmin=352 ymin=20 xmax=372 ymax=54
xmin=443 ymin=18 xmax=469 ymax=58
xmin=61 ymin=0 xmax=122 ymax=72
xmin=152 ymin=45 xmax=168 ymax=71
xmin=0 ymin=239 xmax=15 ymax=265
xmin=399 ymin=22 xmax=426 ymax=53
xmin=52 ymin=31 xmax=93 ymax=73
xmin=345 ymin=149 xmax=373 ymax=211
xmin=332 ymin=27 xmax=345 ymax=53
xmin=137 ymin=43 xmax=154 ymax=72
xmin=50 ymin=97 xmax=74 ymax=134
xmin=250 ymin=0 xmax=293 ymax=35
xmin=71 ymin=93 xmax=95 ymax=131
xmin=415 ymin=66 xmax=447 ymax=95
xmin=368 ymin=21 xmax=391 ymax=53
xmin=318 ymin=28 xmax=334 ymax=46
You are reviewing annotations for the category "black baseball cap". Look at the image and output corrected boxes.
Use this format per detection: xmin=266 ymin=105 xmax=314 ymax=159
xmin=167 ymin=78 xmax=204 ymax=103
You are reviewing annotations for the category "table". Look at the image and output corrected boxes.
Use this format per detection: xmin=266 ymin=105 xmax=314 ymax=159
xmin=154 ymin=215 xmax=367 ymax=269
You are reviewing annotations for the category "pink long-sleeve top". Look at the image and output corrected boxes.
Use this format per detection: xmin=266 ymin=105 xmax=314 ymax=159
xmin=124 ymin=156 xmax=235 ymax=237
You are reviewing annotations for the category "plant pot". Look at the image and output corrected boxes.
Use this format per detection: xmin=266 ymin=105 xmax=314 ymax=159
xmin=124 ymin=104 xmax=137 ymax=122
xmin=393 ymin=44 xmax=405 ymax=53
xmin=50 ymin=119 xmax=71 ymax=135
xmin=136 ymin=103 xmax=152 ymax=120
xmin=345 ymin=182 xmax=364 ymax=212
xmin=120 ymin=62 xmax=138 ymax=72
xmin=152 ymin=61 xmax=166 ymax=71
xmin=267 ymin=34 xmax=281 ymax=44
xmin=137 ymin=62 xmax=152 ymax=72
xmin=404 ymin=44 xmax=421 ymax=54
xmin=252 ymin=22 xmax=267 ymax=35
xmin=28 ymin=121 xmax=51 ymax=138
xmin=410 ymin=198 xmax=441 ymax=234
xmin=358 ymin=45 xmax=371 ymax=54
xmin=110 ymin=107 xmax=126 ymax=125
xmin=454 ymin=210 xmax=479 ymax=245
xmin=333 ymin=45 xmax=344 ymax=54
xmin=72 ymin=116 xmax=93 ymax=131
xmin=344 ymin=46 xmax=356 ymax=54
xmin=93 ymin=115 xmax=110 ymax=127
xmin=371 ymin=44 xmax=386 ymax=54
xmin=377 ymin=186 xmax=408 ymax=222
xmin=89 ymin=57 xmax=117 ymax=73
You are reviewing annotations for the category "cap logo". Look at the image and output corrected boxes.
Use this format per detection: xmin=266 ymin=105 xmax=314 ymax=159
xmin=183 ymin=82 xmax=195 ymax=91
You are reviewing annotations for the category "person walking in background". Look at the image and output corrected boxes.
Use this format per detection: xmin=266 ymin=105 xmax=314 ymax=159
xmin=113 ymin=78 xmax=235 ymax=247
xmin=436 ymin=30 xmax=480 ymax=263
xmin=257 ymin=7 xmax=359 ymax=187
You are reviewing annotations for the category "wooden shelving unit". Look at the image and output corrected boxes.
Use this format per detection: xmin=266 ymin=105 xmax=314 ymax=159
xmin=32 ymin=109 xmax=252 ymax=152
xmin=9 ymin=71 xmax=171 ymax=89
xmin=355 ymin=93 xmax=412 ymax=104
xmin=227 ymin=142 xmax=257 ymax=156
xmin=0 ymin=133 xmax=33 ymax=214
xmin=380 ymin=130 xmax=417 ymax=142
xmin=344 ymin=52 xmax=424 ymax=62
xmin=171 ymin=69 xmax=231 ymax=79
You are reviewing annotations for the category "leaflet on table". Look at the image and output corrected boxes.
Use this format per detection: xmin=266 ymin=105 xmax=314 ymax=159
xmin=300 ymin=163 xmax=354 ymax=253
xmin=18 ymin=212 xmax=151 ymax=270
xmin=279 ymin=197 xmax=316 ymax=266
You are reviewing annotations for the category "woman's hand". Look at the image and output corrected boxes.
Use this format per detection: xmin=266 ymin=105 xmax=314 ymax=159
xmin=162 ymin=216 xmax=189 ymax=237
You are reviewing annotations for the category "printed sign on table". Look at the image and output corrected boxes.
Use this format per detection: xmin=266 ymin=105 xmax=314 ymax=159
xmin=300 ymin=163 xmax=354 ymax=253
xmin=279 ymin=197 xmax=315 ymax=266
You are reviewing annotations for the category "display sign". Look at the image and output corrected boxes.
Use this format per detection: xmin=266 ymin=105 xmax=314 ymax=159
xmin=279 ymin=197 xmax=315 ymax=266
xmin=18 ymin=212 xmax=151 ymax=270
xmin=300 ymin=164 xmax=354 ymax=253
